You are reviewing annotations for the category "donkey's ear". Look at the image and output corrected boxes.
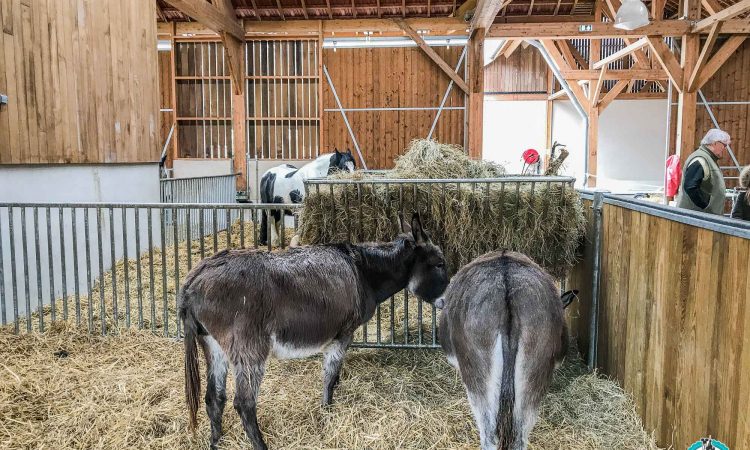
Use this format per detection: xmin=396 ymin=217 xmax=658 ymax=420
xmin=410 ymin=213 xmax=429 ymax=245
xmin=561 ymin=289 xmax=579 ymax=309
xmin=399 ymin=213 xmax=412 ymax=234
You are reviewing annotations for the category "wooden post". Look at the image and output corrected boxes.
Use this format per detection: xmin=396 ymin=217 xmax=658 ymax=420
xmin=467 ymin=29 xmax=484 ymax=159
xmin=587 ymin=1 xmax=602 ymax=187
xmin=675 ymin=0 xmax=700 ymax=164
xmin=233 ymin=87 xmax=247 ymax=193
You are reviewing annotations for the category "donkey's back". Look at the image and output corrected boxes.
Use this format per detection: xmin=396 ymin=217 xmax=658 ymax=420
xmin=439 ymin=251 xmax=567 ymax=450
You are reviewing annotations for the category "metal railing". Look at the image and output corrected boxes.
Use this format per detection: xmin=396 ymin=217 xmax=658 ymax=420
xmin=160 ymin=174 xmax=237 ymax=203
xmin=0 ymin=201 xmax=444 ymax=348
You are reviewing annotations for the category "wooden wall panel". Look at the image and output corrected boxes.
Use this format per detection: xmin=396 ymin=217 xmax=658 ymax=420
xmin=574 ymin=200 xmax=750 ymax=449
xmin=484 ymin=45 xmax=548 ymax=94
xmin=0 ymin=0 xmax=159 ymax=164
xmin=322 ymin=46 xmax=465 ymax=169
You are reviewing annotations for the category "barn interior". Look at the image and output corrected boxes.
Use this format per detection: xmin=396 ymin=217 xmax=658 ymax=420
xmin=1 ymin=0 xmax=750 ymax=449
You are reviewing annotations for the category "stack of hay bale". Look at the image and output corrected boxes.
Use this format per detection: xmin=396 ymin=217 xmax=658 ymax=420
xmin=299 ymin=139 xmax=586 ymax=278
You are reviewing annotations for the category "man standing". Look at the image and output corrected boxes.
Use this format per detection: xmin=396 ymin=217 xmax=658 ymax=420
xmin=676 ymin=129 xmax=730 ymax=215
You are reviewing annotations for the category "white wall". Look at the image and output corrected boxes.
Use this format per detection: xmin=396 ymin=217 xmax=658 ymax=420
xmin=483 ymin=100 xmax=548 ymax=173
xmin=172 ymin=159 xmax=233 ymax=179
xmin=0 ymin=164 xmax=161 ymax=323
xmin=551 ymin=99 xmax=668 ymax=191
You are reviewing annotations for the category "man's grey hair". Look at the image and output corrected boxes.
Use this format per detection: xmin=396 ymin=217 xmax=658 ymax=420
xmin=701 ymin=128 xmax=730 ymax=146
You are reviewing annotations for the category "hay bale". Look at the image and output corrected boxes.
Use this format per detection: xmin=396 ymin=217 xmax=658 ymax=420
xmin=300 ymin=139 xmax=585 ymax=277
xmin=0 ymin=325 xmax=659 ymax=449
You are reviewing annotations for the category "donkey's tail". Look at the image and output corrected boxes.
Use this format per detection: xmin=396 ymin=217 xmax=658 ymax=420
xmin=497 ymin=259 xmax=520 ymax=449
xmin=180 ymin=301 xmax=201 ymax=431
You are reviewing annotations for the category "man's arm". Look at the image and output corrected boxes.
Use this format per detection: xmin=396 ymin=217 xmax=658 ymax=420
xmin=683 ymin=161 xmax=710 ymax=209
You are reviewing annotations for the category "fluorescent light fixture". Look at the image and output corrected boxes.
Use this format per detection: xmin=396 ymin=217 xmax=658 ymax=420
xmin=614 ymin=0 xmax=650 ymax=30
xmin=322 ymin=36 xmax=468 ymax=49
xmin=157 ymin=39 xmax=172 ymax=51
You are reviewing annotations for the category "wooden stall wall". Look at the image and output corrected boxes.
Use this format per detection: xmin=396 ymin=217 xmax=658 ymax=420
xmin=669 ymin=39 xmax=750 ymax=182
xmin=592 ymin=202 xmax=750 ymax=449
xmin=565 ymin=196 xmax=594 ymax=361
xmin=322 ymin=46 xmax=465 ymax=169
xmin=158 ymin=49 xmax=174 ymax=164
xmin=0 ymin=0 xmax=159 ymax=164
xmin=483 ymin=45 xmax=548 ymax=95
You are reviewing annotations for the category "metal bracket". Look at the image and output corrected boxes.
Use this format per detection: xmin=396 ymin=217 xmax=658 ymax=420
xmin=0 ymin=94 xmax=8 ymax=105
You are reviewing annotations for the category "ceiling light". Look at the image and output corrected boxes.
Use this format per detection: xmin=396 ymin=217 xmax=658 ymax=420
xmin=614 ymin=0 xmax=650 ymax=30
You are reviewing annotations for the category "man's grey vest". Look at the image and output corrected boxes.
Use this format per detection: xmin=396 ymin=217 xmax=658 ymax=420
xmin=676 ymin=145 xmax=726 ymax=215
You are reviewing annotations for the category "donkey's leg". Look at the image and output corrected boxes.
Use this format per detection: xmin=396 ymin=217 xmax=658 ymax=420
xmin=259 ymin=210 xmax=269 ymax=245
xmin=199 ymin=335 xmax=229 ymax=450
xmin=510 ymin=342 xmax=550 ymax=450
xmin=321 ymin=334 xmax=353 ymax=406
xmin=460 ymin=334 xmax=504 ymax=450
xmin=233 ymin=358 xmax=268 ymax=450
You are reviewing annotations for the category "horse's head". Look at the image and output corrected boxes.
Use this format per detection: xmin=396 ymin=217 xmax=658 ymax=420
xmin=329 ymin=148 xmax=356 ymax=174
xmin=399 ymin=213 xmax=449 ymax=306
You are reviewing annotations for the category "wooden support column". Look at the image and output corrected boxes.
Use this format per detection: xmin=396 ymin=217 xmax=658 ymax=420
xmin=467 ymin=29 xmax=485 ymax=159
xmin=232 ymin=86 xmax=247 ymax=193
xmin=675 ymin=0 xmax=700 ymax=163
xmin=587 ymin=1 xmax=602 ymax=187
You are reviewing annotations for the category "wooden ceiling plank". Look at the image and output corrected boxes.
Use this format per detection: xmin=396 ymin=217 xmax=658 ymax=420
xmin=687 ymin=21 xmax=721 ymax=92
xmin=163 ymin=0 xmax=245 ymax=40
xmin=646 ymin=35 xmax=684 ymax=92
xmin=592 ymin=37 xmax=649 ymax=70
xmin=394 ymin=18 xmax=470 ymax=93
xmin=693 ymin=0 xmax=750 ymax=33
xmin=693 ymin=35 xmax=748 ymax=91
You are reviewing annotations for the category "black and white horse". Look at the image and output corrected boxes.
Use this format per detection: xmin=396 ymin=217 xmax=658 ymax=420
xmin=259 ymin=149 xmax=356 ymax=246
xmin=438 ymin=251 xmax=575 ymax=450
xmin=180 ymin=213 xmax=448 ymax=450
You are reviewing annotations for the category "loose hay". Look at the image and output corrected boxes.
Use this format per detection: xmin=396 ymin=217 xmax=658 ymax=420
xmin=0 ymin=325 xmax=659 ymax=450
xmin=300 ymin=139 xmax=586 ymax=277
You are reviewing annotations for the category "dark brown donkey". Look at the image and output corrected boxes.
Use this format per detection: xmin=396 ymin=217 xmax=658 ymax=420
xmin=180 ymin=213 xmax=448 ymax=450
xmin=438 ymin=251 xmax=571 ymax=450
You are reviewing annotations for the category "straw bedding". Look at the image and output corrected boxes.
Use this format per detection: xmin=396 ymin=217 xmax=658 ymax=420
xmin=299 ymin=139 xmax=586 ymax=277
xmin=0 ymin=324 xmax=659 ymax=450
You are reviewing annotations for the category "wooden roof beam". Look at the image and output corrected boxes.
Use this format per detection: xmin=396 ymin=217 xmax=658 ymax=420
xmin=701 ymin=0 xmax=722 ymax=15
xmin=275 ymin=0 xmax=286 ymax=19
xmin=690 ymin=35 xmax=748 ymax=91
xmin=591 ymin=65 xmax=607 ymax=105
xmin=559 ymin=69 xmax=668 ymax=79
xmin=539 ymin=40 xmax=590 ymax=110
xmin=592 ymin=37 xmax=649 ymax=69
xmin=646 ymin=36 xmax=684 ymax=93
xmin=687 ymin=21 xmax=721 ymax=92
xmin=326 ymin=0 xmax=333 ymax=18
xmin=300 ymin=0 xmax=309 ymax=19
xmin=452 ymin=0 xmax=477 ymax=18
xmin=598 ymin=79 xmax=629 ymax=111
xmin=565 ymin=40 xmax=589 ymax=69
xmin=486 ymin=20 xmax=691 ymax=39
xmin=693 ymin=0 xmax=750 ymax=33
xmin=163 ymin=0 xmax=245 ymax=40
xmin=471 ymin=0 xmax=511 ymax=34
xmin=249 ymin=0 xmax=261 ymax=20
xmin=212 ymin=0 xmax=246 ymax=95
xmin=504 ymin=39 xmax=524 ymax=57
xmin=485 ymin=39 xmax=513 ymax=66
xmin=394 ymin=19 xmax=470 ymax=94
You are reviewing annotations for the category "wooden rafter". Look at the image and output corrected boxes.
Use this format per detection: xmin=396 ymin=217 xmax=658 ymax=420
xmin=528 ymin=0 xmax=535 ymax=15
xmin=553 ymin=0 xmax=563 ymax=16
xmin=693 ymin=0 xmax=750 ymax=33
xmin=539 ymin=39 xmax=590 ymax=110
xmin=325 ymin=0 xmax=333 ymax=19
xmin=687 ymin=22 xmax=721 ymax=92
xmin=591 ymin=66 xmax=607 ymax=105
xmin=558 ymin=39 xmax=579 ymax=68
xmin=163 ymin=0 xmax=245 ymax=40
xmin=486 ymin=39 xmax=513 ymax=66
xmin=701 ymin=0 xmax=723 ymax=14
xmin=352 ymin=0 xmax=357 ymax=18
xmin=651 ymin=0 xmax=666 ymax=20
xmin=156 ymin=3 xmax=167 ymax=21
xmin=471 ymin=0 xmax=510 ymax=34
xmin=566 ymin=41 xmax=588 ymax=69
xmin=599 ymin=79 xmax=629 ymax=111
xmin=690 ymin=36 xmax=748 ymax=91
xmin=592 ymin=37 xmax=649 ymax=70
xmin=504 ymin=39 xmax=524 ymax=57
xmin=275 ymin=0 xmax=286 ymax=19
xmin=428 ymin=0 xmax=432 ymax=17
xmin=377 ymin=0 xmax=382 ymax=18
xmin=212 ymin=0 xmax=245 ymax=95
xmin=249 ymin=0 xmax=261 ymax=20
xmin=402 ymin=0 xmax=406 ymax=17
xmin=394 ymin=19 xmax=470 ymax=94
xmin=300 ymin=0 xmax=309 ymax=19
xmin=646 ymin=36 xmax=684 ymax=92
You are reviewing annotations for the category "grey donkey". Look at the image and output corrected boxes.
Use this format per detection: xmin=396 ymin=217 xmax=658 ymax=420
xmin=438 ymin=251 xmax=573 ymax=450
xmin=180 ymin=213 xmax=448 ymax=450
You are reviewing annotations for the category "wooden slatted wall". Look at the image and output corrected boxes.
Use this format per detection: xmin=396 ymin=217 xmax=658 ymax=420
xmin=484 ymin=45 xmax=548 ymax=94
xmin=322 ymin=46 xmax=465 ymax=169
xmin=572 ymin=200 xmax=750 ymax=449
xmin=0 ymin=0 xmax=159 ymax=164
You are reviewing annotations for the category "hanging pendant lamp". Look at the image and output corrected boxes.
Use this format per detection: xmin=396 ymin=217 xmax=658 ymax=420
xmin=614 ymin=0 xmax=650 ymax=30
